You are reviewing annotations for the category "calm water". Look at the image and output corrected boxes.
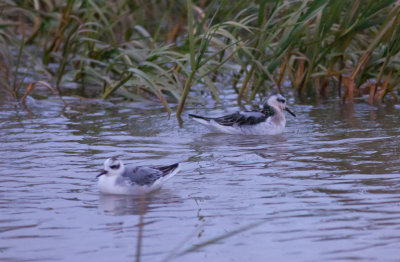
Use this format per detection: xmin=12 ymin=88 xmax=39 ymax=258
xmin=1 ymin=94 xmax=400 ymax=262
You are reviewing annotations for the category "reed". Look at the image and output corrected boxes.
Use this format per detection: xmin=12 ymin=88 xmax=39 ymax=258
xmin=1 ymin=0 xmax=399 ymax=118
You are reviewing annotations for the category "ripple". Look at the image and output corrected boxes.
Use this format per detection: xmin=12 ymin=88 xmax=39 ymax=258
xmin=1 ymin=99 xmax=400 ymax=261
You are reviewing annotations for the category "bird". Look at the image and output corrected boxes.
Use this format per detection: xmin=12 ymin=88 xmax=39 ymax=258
xmin=189 ymin=94 xmax=296 ymax=135
xmin=96 ymin=157 xmax=180 ymax=195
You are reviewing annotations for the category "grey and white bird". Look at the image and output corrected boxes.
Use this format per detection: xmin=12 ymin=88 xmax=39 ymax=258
xmin=96 ymin=158 xmax=180 ymax=195
xmin=189 ymin=94 xmax=296 ymax=135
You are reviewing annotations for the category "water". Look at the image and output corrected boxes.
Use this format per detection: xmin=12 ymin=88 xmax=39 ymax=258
xmin=1 ymin=94 xmax=400 ymax=262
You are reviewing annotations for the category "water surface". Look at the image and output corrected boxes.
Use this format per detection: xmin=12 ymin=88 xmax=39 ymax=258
xmin=1 ymin=95 xmax=400 ymax=261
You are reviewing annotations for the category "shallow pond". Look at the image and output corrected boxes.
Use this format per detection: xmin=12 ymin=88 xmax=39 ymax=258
xmin=1 ymin=94 xmax=400 ymax=261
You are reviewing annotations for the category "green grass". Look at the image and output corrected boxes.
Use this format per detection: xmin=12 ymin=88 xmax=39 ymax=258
xmin=1 ymin=0 xmax=400 ymax=118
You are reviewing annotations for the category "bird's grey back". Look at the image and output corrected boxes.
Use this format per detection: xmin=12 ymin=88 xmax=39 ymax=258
xmin=119 ymin=166 xmax=163 ymax=186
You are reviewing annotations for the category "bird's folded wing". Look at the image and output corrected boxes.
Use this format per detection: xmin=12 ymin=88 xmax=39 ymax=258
xmin=122 ymin=166 xmax=163 ymax=186
xmin=212 ymin=111 xmax=267 ymax=126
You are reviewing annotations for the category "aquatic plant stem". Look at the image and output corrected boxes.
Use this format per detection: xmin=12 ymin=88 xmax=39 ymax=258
xmin=102 ymin=73 xmax=133 ymax=99
xmin=135 ymin=196 xmax=145 ymax=262
xmin=12 ymin=36 xmax=24 ymax=97
xmin=176 ymin=71 xmax=195 ymax=121
xmin=238 ymin=65 xmax=255 ymax=104
xmin=176 ymin=0 xmax=195 ymax=121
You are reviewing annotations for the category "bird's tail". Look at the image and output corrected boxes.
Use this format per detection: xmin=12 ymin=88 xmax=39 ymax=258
xmin=189 ymin=114 xmax=214 ymax=123
xmin=158 ymin=163 xmax=180 ymax=177
xmin=189 ymin=114 xmax=208 ymax=120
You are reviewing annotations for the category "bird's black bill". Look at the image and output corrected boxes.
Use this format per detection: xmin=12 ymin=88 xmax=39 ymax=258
xmin=285 ymin=107 xmax=296 ymax=117
xmin=96 ymin=171 xmax=107 ymax=178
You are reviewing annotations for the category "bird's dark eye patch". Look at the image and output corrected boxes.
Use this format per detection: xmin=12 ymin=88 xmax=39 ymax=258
xmin=277 ymin=98 xmax=286 ymax=103
xmin=110 ymin=164 xmax=120 ymax=170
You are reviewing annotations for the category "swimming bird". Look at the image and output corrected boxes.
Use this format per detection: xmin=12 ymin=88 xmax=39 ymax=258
xmin=96 ymin=158 xmax=180 ymax=195
xmin=189 ymin=94 xmax=296 ymax=135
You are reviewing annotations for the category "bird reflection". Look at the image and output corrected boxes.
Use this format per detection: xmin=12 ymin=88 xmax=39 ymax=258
xmin=98 ymin=189 xmax=182 ymax=216
xmin=194 ymin=132 xmax=287 ymax=148
xmin=98 ymin=190 xmax=183 ymax=262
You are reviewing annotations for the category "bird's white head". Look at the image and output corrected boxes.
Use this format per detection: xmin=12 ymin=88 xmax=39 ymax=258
xmin=97 ymin=157 xmax=125 ymax=178
xmin=267 ymin=94 xmax=296 ymax=117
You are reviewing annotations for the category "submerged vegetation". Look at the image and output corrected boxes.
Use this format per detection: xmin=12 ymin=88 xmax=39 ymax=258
xmin=1 ymin=0 xmax=400 ymax=118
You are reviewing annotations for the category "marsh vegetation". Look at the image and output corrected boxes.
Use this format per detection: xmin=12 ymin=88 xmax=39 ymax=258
xmin=1 ymin=0 xmax=400 ymax=118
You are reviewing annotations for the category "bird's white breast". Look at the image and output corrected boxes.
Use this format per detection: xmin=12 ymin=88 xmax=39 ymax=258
xmin=239 ymin=119 xmax=285 ymax=135
xmin=98 ymin=175 xmax=124 ymax=195
xmin=98 ymin=174 xmax=172 ymax=195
